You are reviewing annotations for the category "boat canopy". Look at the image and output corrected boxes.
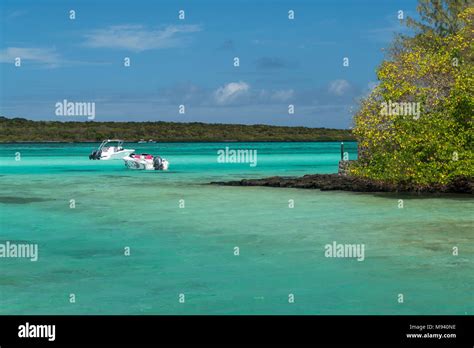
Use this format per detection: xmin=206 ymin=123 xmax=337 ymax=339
xmin=98 ymin=139 xmax=124 ymax=149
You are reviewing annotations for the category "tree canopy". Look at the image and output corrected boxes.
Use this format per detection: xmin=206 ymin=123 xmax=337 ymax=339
xmin=406 ymin=0 xmax=471 ymax=36
xmin=351 ymin=2 xmax=473 ymax=186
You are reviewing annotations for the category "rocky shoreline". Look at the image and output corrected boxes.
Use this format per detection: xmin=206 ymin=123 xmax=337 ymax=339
xmin=211 ymin=174 xmax=473 ymax=194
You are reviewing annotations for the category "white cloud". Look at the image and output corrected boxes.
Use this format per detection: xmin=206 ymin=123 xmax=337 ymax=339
xmin=271 ymin=89 xmax=294 ymax=102
xmin=0 ymin=47 xmax=60 ymax=66
xmin=213 ymin=81 xmax=250 ymax=105
xmin=83 ymin=24 xmax=202 ymax=52
xmin=7 ymin=10 xmax=28 ymax=19
xmin=328 ymin=79 xmax=350 ymax=96
xmin=364 ymin=13 xmax=413 ymax=43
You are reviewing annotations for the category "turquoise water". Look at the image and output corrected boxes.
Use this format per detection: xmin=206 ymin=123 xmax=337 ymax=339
xmin=0 ymin=142 xmax=472 ymax=314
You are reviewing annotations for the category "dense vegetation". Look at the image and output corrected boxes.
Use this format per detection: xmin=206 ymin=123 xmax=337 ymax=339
xmin=351 ymin=0 xmax=473 ymax=186
xmin=0 ymin=117 xmax=354 ymax=143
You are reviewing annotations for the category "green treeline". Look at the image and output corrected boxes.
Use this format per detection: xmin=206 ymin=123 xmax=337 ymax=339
xmin=0 ymin=117 xmax=354 ymax=143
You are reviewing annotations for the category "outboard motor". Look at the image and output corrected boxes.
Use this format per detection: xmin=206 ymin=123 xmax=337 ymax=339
xmin=89 ymin=150 xmax=101 ymax=160
xmin=153 ymin=156 xmax=163 ymax=170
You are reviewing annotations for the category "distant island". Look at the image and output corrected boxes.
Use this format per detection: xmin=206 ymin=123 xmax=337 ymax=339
xmin=0 ymin=117 xmax=354 ymax=143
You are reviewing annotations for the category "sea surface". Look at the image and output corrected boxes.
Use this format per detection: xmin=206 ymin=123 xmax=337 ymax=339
xmin=0 ymin=142 xmax=472 ymax=314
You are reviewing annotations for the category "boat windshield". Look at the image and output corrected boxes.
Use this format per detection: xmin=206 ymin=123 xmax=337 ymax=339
xmin=99 ymin=140 xmax=124 ymax=150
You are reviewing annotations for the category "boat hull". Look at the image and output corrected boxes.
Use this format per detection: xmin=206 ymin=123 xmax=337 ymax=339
xmin=123 ymin=155 xmax=169 ymax=170
xmin=124 ymin=158 xmax=154 ymax=170
xmin=101 ymin=149 xmax=135 ymax=160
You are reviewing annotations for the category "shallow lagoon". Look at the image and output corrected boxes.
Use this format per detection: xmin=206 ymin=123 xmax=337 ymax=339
xmin=0 ymin=142 xmax=472 ymax=314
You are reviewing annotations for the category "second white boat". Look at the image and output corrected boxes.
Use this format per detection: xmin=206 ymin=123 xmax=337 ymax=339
xmin=123 ymin=153 xmax=169 ymax=170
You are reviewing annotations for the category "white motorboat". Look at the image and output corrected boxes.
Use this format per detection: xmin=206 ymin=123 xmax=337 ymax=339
xmin=89 ymin=139 xmax=135 ymax=160
xmin=123 ymin=153 xmax=169 ymax=170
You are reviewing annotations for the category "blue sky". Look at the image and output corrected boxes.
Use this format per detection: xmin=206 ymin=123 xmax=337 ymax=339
xmin=0 ymin=0 xmax=417 ymax=128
